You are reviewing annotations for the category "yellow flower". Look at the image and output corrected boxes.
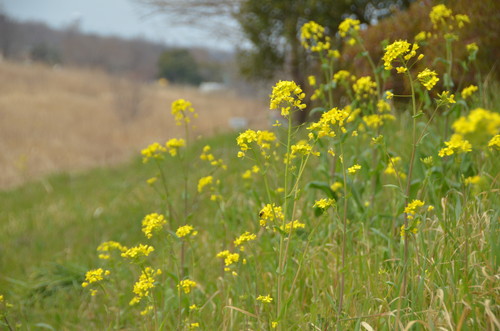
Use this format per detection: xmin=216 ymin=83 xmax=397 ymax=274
xmin=438 ymin=134 xmax=472 ymax=157
xmin=82 ymin=268 xmax=110 ymax=288
xmin=452 ymin=108 xmax=500 ymax=146
xmin=417 ymin=68 xmax=439 ymax=90
xmin=307 ymin=107 xmax=349 ymax=138
xmin=385 ymin=91 xmax=394 ymax=100
xmin=165 ymin=138 xmax=185 ymax=157
xmin=396 ymin=66 xmax=407 ymax=74
xmin=141 ymin=213 xmax=166 ymax=239
xmin=121 ymin=244 xmax=155 ymax=259
xmin=404 ymin=199 xmax=425 ymax=219
xmin=97 ymin=241 xmax=127 ymax=259
xmin=330 ymin=182 xmax=342 ymax=192
xmin=313 ymin=198 xmax=336 ymax=210
xmin=234 ymin=231 xmax=257 ymax=249
xmin=461 ymin=85 xmax=478 ymax=99
xmin=338 ymin=17 xmax=360 ymax=38
xmin=171 ymin=99 xmax=196 ymax=126
xmin=216 ymin=250 xmax=240 ymax=267
xmin=130 ymin=267 xmax=162 ymax=305
xmin=488 ymin=134 xmax=500 ymax=150
xmin=437 ymin=91 xmax=456 ymax=105
xmin=353 ymin=76 xmax=377 ymax=99
xmin=384 ymin=156 xmax=406 ymax=180
xmin=141 ymin=142 xmax=166 ymax=163
xmin=301 ymin=21 xmax=331 ymax=52
xmin=308 ymin=75 xmax=316 ymax=86
xmin=382 ymin=40 xmax=418 ymax=70
xmin=177 ymin=279 xmax=197 ymax=294
xmin=189 ymin=323 xmax=200 ymax=329
xmin=189 ymin=304 xmax=199 ymax=311
xmin=259 ymin=203 xmax=284 ymax=227
xmin=197 ymin=176 xmax=213 ymax=193
xmin=176 ymin=225 xmax=198 ymax=238
xmin=256 ymin=294 xmax=273 ymax=303
xmin=429 ymin=4 xmax=453 ymax=29
xmin=236 ymin=129 xmax=276 ymax=157
xmin=333 ymin=70 xmax=353 ymax=84
xmin=464 ymin=175 xmax=481 ymax=185
xmin=146 ymin=177 xmax=157 ymax=185
xmin=269 ymin=80 xmax=306 ymax=117
xmin=348 ymin=164 xmax=361 ymax=174
xmin=281 ymin=220 xmax=306 ymax=233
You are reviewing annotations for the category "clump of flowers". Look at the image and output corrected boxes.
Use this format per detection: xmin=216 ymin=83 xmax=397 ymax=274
xmin=236 ymin=129 xmax=277 ymax=158
xmin=177 ymin=279 xmax=197 ymax=294
xmin=121 ymin=244 xmax=155 ymax=260
xmin=417 ymin=68 xmax=440 ymax=90
xmin=353 ymin=76 xmax=377 ymax=99
xmin=256 ymin=294 xmax=273 ymax=303
xmin=429 ymin=4 xmax=470 ymax=31
xmin=382 ymin=40 xmax=420 ymax=71
xmin=313 ymin=198 xmax=336 ymax=210
xmin=348 ymin=164 xmax=361 ymax=174
xmin=176 ymin=225 xmax=198 ymax=238
xmin=197 ymin=175 xmax=213 ymax=193
xmin=307 ymin=107 xmax=350 ymax=139
xmin=488 ymin=134 xmax=500 ymax=150
xmin=234 ymin=231 xmax=257 ymax=251
xmin=82 ymin=268 xmax=111 ymax=296
xmin=404 ymin=199 xmax=425 ymax=220
xmin=171 ymin=99 xmax=197 ymax=126
xmin=141 ymin=142 xmax=167 ymax=163
xmin=281 ymin=220 xmax=306 ymax=233
xmin=166 ymin=138 xmax=186 ymax=157
xmin=461 ymin=85 xmax=478 ymax=99
xmin=300 ymin=21 xmax=331 ymax=52
xmin=200 ymin=145 xmax=227 ymax=169
xmin=269 ymin=80 xmax=306 ymax=117
xmin=438 ymin=134 xmax=472 ymax=157
xmin=338 ymin=17 xmax=360 ymax=45
xmin=141 ymin=213 xmax=166 ymax=239
xmin=259 ymin=203 xmax=284 ymax=227
xmin=97 ymin=241 xmax=127 ymax=259
xmin=130 ymin=267 xmax=162 ymax=306
xmin=216 ymin=250 xmax=240 ymax=269
xmin=384 ymin=156 xmax=406 ymax=180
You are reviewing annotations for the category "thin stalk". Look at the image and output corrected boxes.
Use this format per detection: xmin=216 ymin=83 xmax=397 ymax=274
xmin=337 ymin=142 xmax=348 ymax=330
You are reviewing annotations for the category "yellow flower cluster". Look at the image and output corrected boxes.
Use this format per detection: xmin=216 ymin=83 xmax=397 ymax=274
xmin=130 ymin=267 xmax=162 ymax=305
xmin=384 ymin=156 xmax=406 ymax=180
xmin=464 ymin=175 xmax=481 ymax=185
xmin=417 ymin=68 xmax=439 ymax=90
xmin=461 ymin=85 xmax=478 ymax=99
xmin=338 ymin=17 xmax=360 ymax=38
xmin=121 ymin=244 xmax=155 ymax=259
xmin=177 ymin=279 xmax=197 ymax=294
xmin=269 ymin=80 xmax=306 ymax=117
xmin=489 ymin=134 xmax=500 ymax=150
xmin=353 ymin=76 xmax=377 ymax=99
xmin=176 ymin=225 xmax=198 ymax=238
xmin=288 ymin=140 xmax=319 ymax=161
xmin=171 ymin=99 xmax=197 ymax=126
xmin=363 ymin=114 xmax=395 ymax=129
xmin=166 ymin=138 xmax=186 ymax=157
xmin=259 ymin=203 xmax=284 ymax=227
xmin=429 ymin=4 xmax=469 ymax=30
xmin=97 ymin=240 xmax=127 ymax=259
xmin=141 ymin=142 xmax=167 ymax=163
xmin=348 ymin=164 xmax=361 ymax=174
xmin=438 ymin=134 xmax=472 ymax=157
xmin=307 ymin=107 xmax=350 ymax=139
xmin=382 ymin=40 xmax=419 ymax=70
xmin=234 ymin=231 xmax=257 ymax=250
xmin=200 ymin=145 xmax=227 ymax=169
xmin=256 ymin=294 xmax=273 ymax=303
xmin=404 ymin=199 xmax=425 ymax=219
xmin=281 ymin=220 xmax=306 ymax=233
xmin=451 ymin=108 xmax=500 ymax=148
xmin=300 ymin=21 xmax=331 ymax=52
xmin=241 ymin=165 xmax=260 ymax=179
xmin=437 ymin=91 xmax=456 ymax=106
xmin=313 ymin=198 xmax=336 ymax=210
xmin=236 ymin=129 xmax=276 ymax=157
xmin=333 ymin=70 xmax=355 ymax=84
xmin=82 ymin=268 xmax=110 ymax=288
xmin=141 ymin=213 xmax=166 ymax=239
xmin=216 ymin=250 xmax=240 ymax=267
xmin=197 ymin=176 xmax=213 ymax=193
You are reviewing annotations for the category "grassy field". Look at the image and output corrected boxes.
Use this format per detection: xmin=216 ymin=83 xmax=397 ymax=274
xmin=1 ymin=5 xmax=500 ymax=331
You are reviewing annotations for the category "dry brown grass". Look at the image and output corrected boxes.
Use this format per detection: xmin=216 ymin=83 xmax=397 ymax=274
xmin=0 ymin=60 xmax=268 ymax=189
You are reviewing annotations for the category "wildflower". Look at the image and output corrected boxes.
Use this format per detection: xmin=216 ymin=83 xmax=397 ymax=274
xmin=429 ymin=4 xmax=453 ymax=29
xmin=363 ymin=114 xmax=395 ymax=129
xmin=140 ymin=305 xmax=154 ymax=316
xmin=438 ymin=134 xmax=472 ymax=157
xmin=269 ymin=80 xmax=306 ymax=117
xmin=234 ymin=231 xmax=257 ymax=250
xmin=421 ymin=156 xmax=434 ymax=166
xmin=171 ymin=99 xmax=196 ymax=126
xmin=396 ymin=66 xmax=407 ymax=74
xmin=488 ymin=134 xmax=500 ymax=150
xmin=197 ymin=176 xmax=213 ymax=193
xmin=189 ymin=323 xmax=200 ymax=329
xmin=353 ymin=76 xmax=377 ymax=99
xmin=461 ymin=85 xmax=478 ymax=99
xmin=236 ymin=129 xmax=276 ymax=157
xmin=146 ymin=177 xmax=157 ymax=185
xmin=313 ymin=198 xmax=336 ymax=210
xmin=301 ymin=21 xmax=331 ymax=52
xmin=466 ymin=43 xmax=479 ymax=60
xmin=415 ymin=31 xmax=431 ymax=42
xmin=82 ymin=268 xmax=110 ymax=288
xmin=241 ymin=170 xmax=252 ymax=179
xmin=281 ymin=220 xmax=306 ymax=233
xmin=404 ymin=199 xmax=425 ymax=219
xmin=382 ymin=40 xmax=419 ymax=70
xmin=455 ymin=14 xmax=470 ymax=28
xmin=97 ymin=241 xmax=127 ymax=259
xmin=348 ymin=164 xmax=361 ymax=174
xmin=338 ymin=17 xmax=360 ymax=37
xmin=141 ymin=213 xmax=166 ymax=239
xmin=377 ymin=100 xmax=391 ymax=113
xmin=141 ymin=142 xmax=166 ymax=163
xmin=177 ymin=279 xmax=197 ymax=294
xmin=331 ymin=182 xmax=343 ymax=192
xmin=259 ymin=204 xmax=284 ymax=227
xmin=130 ymin=267 xmax=162 ymax=305
xmin=385 ymin=156 xmax=406 ymax=180
xmin=216 ymin=250 xmax=240 ymax=267
xmin=165 ymin=138 xmax=185 ymax=157
xmin=371 ymin=135 xmax=384 ymax=145
xmin=307 ymin=107 xmax=349 ymax=138
xmin=452 ymin=108 xmax=500 ymax=147
xmin=189 ymin=304 xmax=199 ymax=311
xmin=417 ymin=68 xmax=439 ymax=90
xmin=289 ymin=140 xmax=319 ymax=161
xmin=272 ymin=321 xmax=278 ymax=329
xmin=256 ymin=294 xmax=273 ymax=303
xmin=437 ymin=91 xmax=456 ymax=106
xmin=464 ymin=175 xmax=481 ymax=185
xmin=176 ymin=225 xmax=198 ymax=238
xmin=121 ymin=244 xmax=155 ymax=259
xmin=385 ymin=91 xmax=394 ymax=100
xmin=333 ymin=70 xmax=353 ymax=84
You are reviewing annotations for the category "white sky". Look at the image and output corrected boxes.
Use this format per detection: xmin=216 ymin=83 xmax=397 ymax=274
xmin=1 ymin=0 xmax=237 ymax=51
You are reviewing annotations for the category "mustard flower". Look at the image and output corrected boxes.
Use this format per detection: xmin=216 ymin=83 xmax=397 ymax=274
xmin=82 ymin=268 xmax=110 ymax=288
xmin=385 ymin=91 xmax=394 ymax=100
xmin=348 ymin=164 xmax=361 ymax=174
xmin=338 ymin=17 xmax=360 ymax=38
xmin=308 ymin=75 xmax=316 ymax=86
xmin=288 ymin=140 xmax=319 ymax=161
xmin=234 ymin=231 xmax=257 ymax=250
xmin=141 ymin=213 xmax=166 ymax=239
xmin=216 ymin=250 xmax=240 ymax=267
xmin=307 ymin=107 xmax=349 ymax=138
xmin=455 ymin=14 xmax=470 ymax=28
xmin=141 ymin=142 xmax=166 ymax=163
xmin=461 ymin=85 xmax=478 ymax=99
xmin=140 ymin=305 xmax=154 ymax=316
xmin=438 ymin=134 xmax=472 ymax=157
xmin=256 ymin=294 xmax=273 ymax=303
xmin=429 ymin=4 xmax=453 ymax=29
xmin=97 ymin=240 xmax=127 ymax=259
xmin=165 ymin=138 xmax=185 ymax=157
xmin=464 ymin=175 xmax=481 ymax=185
xmin=363 ymin=114 xmax=395 ymax=129
xmin=417 ymin=68 xmax=439 ymax=90
xmin=313 ymin=198 xmax=336 ymax=210
xmin=377 ymin=100 xmax=391 ymax=113
xmin=300 ymin=21 xmax=331 ymax=52
xmin=259 ymin=203 xmax=284 ymax=227
xmin=177 ymin=279 xmax=197 ymax=294
xmin=281 ymin=220 xmax=305 ymax=233
xmin=146 ymin=177 xmax=157 ymax=185
xmin=353 ymin=76 xmax=377 ymax=99
xmin=130 ymin=267 xmax=162 ymax=305
xmin=382 ymin=40 xmax=419 ymax=70
xmin=236 ymin=129 xmax=276 ymax=157
xmin=452 ymin=108 xmax=500 ymax=146
xmin=404 ymin=199 xmax=425 ymax=219
xmin=189 ymin=323 xmax=200 ymax=329
xmin=415 ymin=31 xmax=431 ymax=42
xmin=488 ymin=134 xmax=500 ymax=150
xmin=171 ymin=99 xmax=197 ymax=126
xmin=330 ymin=182 xmax=342 ymax=192
xmin=333 ymin=70 xmax=354 ymax=84
xmin=121 ymin=244 xmax=155 ymax=259
xmin=466 ymin=43 xmax=479 ymax=59
xmin=176 ymin=225 xmax=198 ymax=238
xmin=437 ymin=91 xmax=456 ymax=106
xmin=385 ymin=156 xmax=406 ymax=180
xmin=197 ymin=176 xmax=213 ymax=193
xmin=269 ymin=80 xmax=306 ymax=117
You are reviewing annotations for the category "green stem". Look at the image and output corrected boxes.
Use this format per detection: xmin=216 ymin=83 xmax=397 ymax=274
xmin=337 ymin=142 xmax=348 ymax=330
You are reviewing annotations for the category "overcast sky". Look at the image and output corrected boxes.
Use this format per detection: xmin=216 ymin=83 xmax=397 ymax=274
xmin=1 ymin=0 xmax=237 ymax=51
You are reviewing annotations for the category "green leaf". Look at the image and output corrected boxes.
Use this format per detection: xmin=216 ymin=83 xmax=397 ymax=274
xmin=309 ymin=107 xmax=327 ymax=117
xmin=305 ymin=181 xmax=336 ymax=199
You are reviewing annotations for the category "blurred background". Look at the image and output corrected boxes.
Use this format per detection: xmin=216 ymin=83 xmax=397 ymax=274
xmin=0 ymin=0 xmax=498 ymax=188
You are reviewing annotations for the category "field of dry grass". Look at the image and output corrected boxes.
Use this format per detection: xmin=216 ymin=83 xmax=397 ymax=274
xmin=0 ymin=60 xmax=268 ymax=189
